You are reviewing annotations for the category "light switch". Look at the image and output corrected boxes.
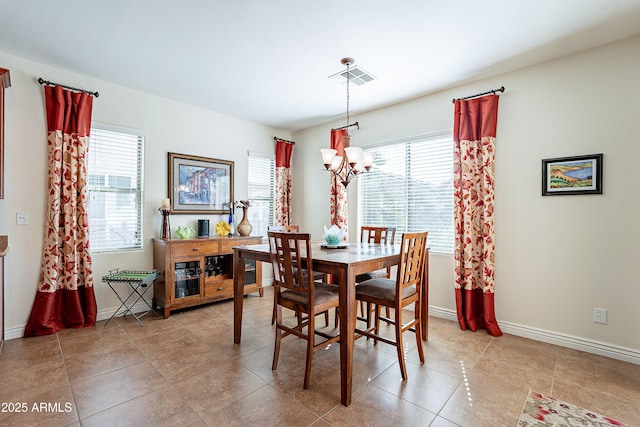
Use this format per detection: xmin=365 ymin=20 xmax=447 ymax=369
xmin=16 ymin=212 xmax=28 ymax=225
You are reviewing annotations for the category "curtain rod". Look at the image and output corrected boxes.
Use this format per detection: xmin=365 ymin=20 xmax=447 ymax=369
xmin=274 ymin=136 xmax=295 ymax=145
xmin=332 ymin=121 xmax=359 ymax=131
xmin=38 ymin=78 xmax=99 ymax=97
xmin=452 ymin=86 xmax=504 ymax=103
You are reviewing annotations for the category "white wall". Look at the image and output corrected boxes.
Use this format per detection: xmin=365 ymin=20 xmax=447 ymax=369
xmin=0 ymin=52 xmax=289 ymax=338
xmin=292 ymin=35 xmax=640 ymax=361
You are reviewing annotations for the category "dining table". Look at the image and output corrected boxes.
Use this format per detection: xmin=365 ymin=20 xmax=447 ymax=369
xmin=233 ymin=241 xmax=429 ymax=407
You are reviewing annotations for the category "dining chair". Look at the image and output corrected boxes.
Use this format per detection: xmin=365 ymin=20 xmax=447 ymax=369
xmin=268 ymin=231 xmax=341 ymax=389
xmin=357 ymin=226 xmax=396 ymax=282
xmin=267 ymin=225 xmax=327 ymax=325
xmin=354 ymin=231 xmax=428 ymax=380
xmin=333 ymin=226 xmax=397 ymax=327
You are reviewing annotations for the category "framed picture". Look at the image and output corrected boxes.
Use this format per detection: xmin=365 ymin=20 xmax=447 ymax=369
xmin=168 ymin=152 xmax=234 ymax=214
xmin=542 ymin=153 xmax=603 ymax=196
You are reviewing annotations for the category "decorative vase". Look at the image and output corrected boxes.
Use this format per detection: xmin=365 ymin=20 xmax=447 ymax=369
xmin=236 ymin=207 xmax=253 ymax=237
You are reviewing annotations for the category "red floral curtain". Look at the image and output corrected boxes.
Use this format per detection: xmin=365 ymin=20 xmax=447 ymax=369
xmin=330 ymin=129 xmax=348 ymax=237
xmin=275 ymin=139 xmax=293 ymax=226
xmin=453 ymin=94 xmax=502 ymax=337
xmin=24 ymin=86 xmax=97 ymax=337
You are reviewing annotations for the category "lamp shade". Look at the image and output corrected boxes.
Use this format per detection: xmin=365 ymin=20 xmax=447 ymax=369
xmin=330 ymin=155 xmax=343 ymax=171
xmin=344 ymin=146 xmax=363 ymax=165
xmin=362 ymin=151 xmax=375 ymax=169
xmin=321 ymin=148 xmax=337 ymax=167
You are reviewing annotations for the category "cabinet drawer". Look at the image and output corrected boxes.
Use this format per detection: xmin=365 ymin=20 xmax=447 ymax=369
xmin=204 ymin=281 xmax=233 ymax=297
xmin=219 ymin=237 xmax=261 ymax=254
xmin=171 ymin=240 xmax=218 ymax=258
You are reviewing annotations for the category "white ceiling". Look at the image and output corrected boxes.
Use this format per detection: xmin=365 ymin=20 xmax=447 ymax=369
xmin=1 ymin=0 xmax=640 ymax=132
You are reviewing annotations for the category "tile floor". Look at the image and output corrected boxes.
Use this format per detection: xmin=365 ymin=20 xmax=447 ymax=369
xmin=1 ymin=287 xmax=639 ymax=427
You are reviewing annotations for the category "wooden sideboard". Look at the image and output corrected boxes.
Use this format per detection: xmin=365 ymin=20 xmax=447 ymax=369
xmin=152 ymin=236 xmax=263 ymax=318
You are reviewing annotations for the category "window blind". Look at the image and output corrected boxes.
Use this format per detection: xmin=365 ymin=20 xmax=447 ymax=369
xmin=87 ymin=125 xmax=144 ymax=252
xmin=247 ymin=151 xmax=275 ymax=240
xmin=360 ymin=132 xmax=454 ymax=253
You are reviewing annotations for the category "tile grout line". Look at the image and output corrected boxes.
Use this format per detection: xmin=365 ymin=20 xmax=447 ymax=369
xmin=549 ymin=345 xmax=559 ymax=396
xmin=57 ymin=331 xmax=81 ymax=425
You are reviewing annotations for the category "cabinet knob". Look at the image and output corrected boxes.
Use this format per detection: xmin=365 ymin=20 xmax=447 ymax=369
xmin=193 ymin=248 xmax=199 ymax=251
xmin=217 ymin=287 xmax=223 ymax=291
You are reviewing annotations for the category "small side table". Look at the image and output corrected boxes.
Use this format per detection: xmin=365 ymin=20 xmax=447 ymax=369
xmin=103 ymin=269 xmax=159 ymax=327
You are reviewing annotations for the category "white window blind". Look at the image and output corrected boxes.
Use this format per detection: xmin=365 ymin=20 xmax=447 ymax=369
xmin=87 ymin=125 xmax=144 ymax=252
xmin=247 ymin=151 xmax=275 ymax=239
xmin=360 ymin=132 xmax=454 ymax=253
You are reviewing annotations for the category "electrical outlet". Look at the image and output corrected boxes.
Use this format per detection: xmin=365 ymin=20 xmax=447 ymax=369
xmin=593 ymin=307 xmax=607 ymax=324
xmin=16 ymin=212 xmax=28 ymax=225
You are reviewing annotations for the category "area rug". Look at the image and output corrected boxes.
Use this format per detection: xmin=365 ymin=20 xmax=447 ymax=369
xmin=518 ymin=390 xmax=633 ymax=427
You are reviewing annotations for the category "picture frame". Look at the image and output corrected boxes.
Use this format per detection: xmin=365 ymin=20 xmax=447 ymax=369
xmin=168 ymin=152 xmax=234 ymax=214
xmin=542 ymin=153 xmax=603 ymax=196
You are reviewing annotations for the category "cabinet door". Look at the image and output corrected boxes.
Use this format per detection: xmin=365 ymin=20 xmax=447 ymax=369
xmin=173 ymin=259 xmax=201 ymax=300
xmin=243 ymin=259 xmax=257 ymax=285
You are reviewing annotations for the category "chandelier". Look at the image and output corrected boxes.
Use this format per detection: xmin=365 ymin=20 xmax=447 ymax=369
xmin=321 ymin=57 xmax=374 ymax=187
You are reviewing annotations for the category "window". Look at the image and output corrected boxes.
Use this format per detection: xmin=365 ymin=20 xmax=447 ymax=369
xmin=247 ymin=151 xmax=275 ymax=239
xmin=359 ymin=132 xmax=453 ymax=253
xmin=87 ymin=124 xmax=144 ymax=252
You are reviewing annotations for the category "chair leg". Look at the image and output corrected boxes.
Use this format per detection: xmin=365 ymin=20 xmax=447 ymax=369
xmin=373 ymin=304 xmax=381 ymax=345
xmin=272 ymin=306 xmax=283 ymax=371
xmin=324 ymin=310 xmax=329 ymax=327
xmin=395 ymin=307 xmax=408 ymax=380
xmin=303 ymin=312 xmax=314 ymax=389
xmin=271 ymin=290 xmax=276 ymax=325
xmin=414 ymin=305 xmax=425 ymax=365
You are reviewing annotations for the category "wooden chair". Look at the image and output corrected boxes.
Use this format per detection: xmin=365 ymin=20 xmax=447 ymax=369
xmin=354 ymin=231 xmax=428 ymax=380
xmin=268 ymin=231 xmax=341 ymax=389
xmin=357 ymin=226 xmax=396 ymax=282
xmin=334 ymin=226 xmax=397 ymax=327
xmin=267 ymin=225 xmax=327 ymax=325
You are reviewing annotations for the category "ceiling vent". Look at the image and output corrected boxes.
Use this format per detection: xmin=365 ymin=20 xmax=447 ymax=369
xmin=329 ymin=64 xmax=376 ymax=86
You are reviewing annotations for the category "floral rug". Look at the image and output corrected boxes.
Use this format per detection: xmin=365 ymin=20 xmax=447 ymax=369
xmin=518 ymin=390 xmax=633 ymax=427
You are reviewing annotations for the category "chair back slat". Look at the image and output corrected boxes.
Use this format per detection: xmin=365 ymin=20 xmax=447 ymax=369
xmin=361 ymin=226 xmax=396 ymax=245
xmin=268 ymin=231 xmax=314 ymax=301
xmin=396 ymin=231 xmax=428 ymax=297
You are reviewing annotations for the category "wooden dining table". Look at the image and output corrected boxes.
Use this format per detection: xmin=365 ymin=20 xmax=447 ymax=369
xmin=233 ymin=241 xmax=429 ymax=407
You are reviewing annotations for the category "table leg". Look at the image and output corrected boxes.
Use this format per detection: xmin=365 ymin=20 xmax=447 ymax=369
xmin=338 ymin=267 xmax=355 ymax=407
xmin=233 ymin=250 xmax=245 ymax=344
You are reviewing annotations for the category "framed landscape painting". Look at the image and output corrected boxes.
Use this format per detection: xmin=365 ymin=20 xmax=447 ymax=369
xmin=542 ymin=153 xmax=603 ymax=196
xmin=168 ymin=152 xmax=234 ymax=214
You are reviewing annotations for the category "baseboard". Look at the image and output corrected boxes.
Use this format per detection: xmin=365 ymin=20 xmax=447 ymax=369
xmin=2 ymin=301 xmax=154 ymax=341
xmin=428 ymin=306 xmax=640 ymax=365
